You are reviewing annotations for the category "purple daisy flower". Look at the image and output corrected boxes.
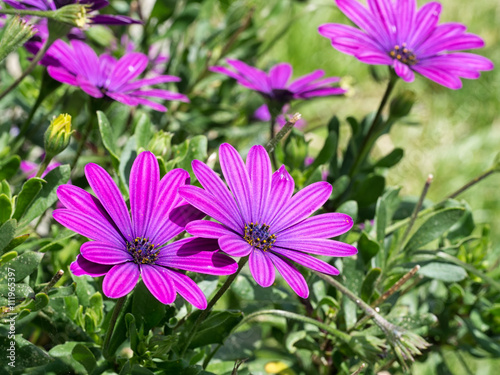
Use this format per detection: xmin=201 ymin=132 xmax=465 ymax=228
xmin=3 ymin=0 xmax=140 ymax=25
xmin=52 ymin=151 xmax=238 ymax=309
xmin=178 ymin=143 xmax=357 ymax=298
xmin=46 ymin=40 xmax=189 ymax=112
xmin=210 ymin=59 xmax=346 ymax=104
xmin=318 ymin=0 xmax=494 ymax=89
xmin=20 ymin=159 xmax=61 ymax=179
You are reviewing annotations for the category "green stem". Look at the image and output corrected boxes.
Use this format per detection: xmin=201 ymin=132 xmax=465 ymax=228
xmin=269 ymin=114 xmax=278 ymax=169
xmin=12 ymin=92 xmax=45 ymax=153
xmin=41 ymin=270 xmax=64 ymax=294
xmin=71 ymin=110 xmax=95 ymax=170
xmin=0 ymin=38 xmax=53 ymax=102
xmin=35 ymin=154 xmax=53 ymax=178
xmin=437 ymin=168 xmax=496 ymax=206
xmin=0 ymin=8 xmax=56 ymax=18
xmin=180 ymin=257 xmax=248 ymax=357
xmin=264 ymin=113 xmax=301 ymax=154
xmin=102 ymin=296 xmax=127 ymax=360
xmin=348 ymin=71 xmax=398 ymax=178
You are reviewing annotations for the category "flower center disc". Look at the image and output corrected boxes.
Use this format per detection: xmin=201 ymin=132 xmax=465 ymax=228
xmin=389 ymin=43 xmax=417 ymax=65
xmin=270 ymin=89 xmax=295 ymax=103
xmin=244 ymin=222 xmax=276 ymax=251
xmin=126 ymin=237 xmax=159 ymax=264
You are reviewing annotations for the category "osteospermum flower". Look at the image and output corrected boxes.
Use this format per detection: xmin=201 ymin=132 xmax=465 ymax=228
xmin=210 ymin=59 xmax=346 ymax=105
xmin=178 ymin=144 xmax=357 ymax=298
xmin=3 ymin=0 xmax=140 ymax=25
xmin=47 ymin=40 xmax=189 ymax=112
xmin=52 ymin=151 xmax=238 ymax=308
xmin=318 ymin=0 xmax=494 ymax=89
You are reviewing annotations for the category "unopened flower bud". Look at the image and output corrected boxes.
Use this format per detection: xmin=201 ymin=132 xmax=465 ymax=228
xmin=53 ymin=4 xmax=88 ymax=28
xmin=389 ymin=90 xmax=416 ymax=118
xmin=148 ymin=131 xmax=173 ymax=159
xmin=0 ymin=16 xmax=36 ymax=63
xmin=44 ymin=114 xmax=72 ymax=158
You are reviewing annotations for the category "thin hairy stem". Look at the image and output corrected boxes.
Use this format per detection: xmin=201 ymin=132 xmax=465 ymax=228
xmin=102 ymin=296 xmax=127 ymax=359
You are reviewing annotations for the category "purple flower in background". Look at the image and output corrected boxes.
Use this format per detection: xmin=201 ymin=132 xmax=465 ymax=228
xmin=318 ymin=0 xmax=494 ymax=89
xmin=53 ymin=151 xmax=238 ymax=308
xmin=179 ymin=144 xmax=357 ymax=298
xmin=47 ymin=40 xmax=189 ymax=112
xmin=117 ymin=35 xmax=169 ymax=75
xmin=20 ymin=159 xmax=61 ymax=179
xmin=210 ymin=59 xmax=346 ymax=104
xmin=4 ymin=0 xmax=140 ymax=25
xmin=253 ymin=104 xmax=307 ymax=131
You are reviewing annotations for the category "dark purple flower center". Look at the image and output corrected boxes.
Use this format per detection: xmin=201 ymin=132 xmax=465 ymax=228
xmin=244 ymin=222 xmax=276 ymax=252
xmin=126 ymin=237 xmax=159 ymax=264
xmin=270 ymin=89 xmax=295 ymax=103
xmin=389 ymin=43 xmax=417 ymax=66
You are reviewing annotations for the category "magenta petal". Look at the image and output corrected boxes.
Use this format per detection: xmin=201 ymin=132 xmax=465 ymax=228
xmin=186 ymin=220 xmax=232 ymax=239
xmin=272 ymin=247 xmax=340 ymax=275
xmin=130 ymin=151 xmax=159 ymax=238
xmin=85 ymin=163 xmax=133 ymax=241
xmin=268 ymin=253 xmax=308 ymax=298
xmin=219 ymin=143 xmax=253 ymax=223
xmin=246 ymin=145 xmax=272 ymax=222
xmin=412 ymin=64 xmax=462 ymax=89
xmin=249 ymin=249 xmax=275 ymax=287
xmin=76 ymin=75 xmax=104 ymax=98
xmin=53 ymin=209 xmax=124 ymax=245
xmin=167 ymin=269 xmax=207 ymax=309
xmin=121 ymin=75 xmax=181 ymax=92
xmin=288 ymin=70 xmax=324 ymax=92
xmin=56 ymin=185 xmax=123 ymax=242
xmin=274 ymin=238 xmax=358 ymax=257
xmin=393 ymin=59 xmax=415 ymax=82
xmin=70 ymin=254 xmax=112 ymax=277
xmin=261 ymin=165 xmax=295 ymax=224
xmin=270 ymin=181 xmax=332 ymax=233
xmin=155 ymin=203 xmax=205 ymax=246
xmin=192 ymin=159 xmax=245 ymax=229
xmin=269 ymin=63 xmax=292 ymax=89
xmin=108 ymin=53 xmax=148 ymax=91
xmin=395 ymin=0 xmax=416 ymax=44
xmin=277 ymin=213 xmax=354 ymax=239
xmin=47 ymin=66 xmax=77 ymax=86
xmin=218 ymin=233 xmax=253 ymax=257
xmin=367 ymin=0 xmax=397 ymax=46
xmin=71 ymin=40 xmax=100 ymax=84
xmin=410 ymin=2 xmax=442 ymax=47
xmin=178 ymin=185 xmax=242 ymax=232
xmin=140 ymin=264 xmax=176 ymax=305
xmin=157 ymin=237 xmax=238 ymax=275
xmin=102 ymin=262 xmax=139 ymax=298
xmin=80 ymin=241 xmax=132 ymax=265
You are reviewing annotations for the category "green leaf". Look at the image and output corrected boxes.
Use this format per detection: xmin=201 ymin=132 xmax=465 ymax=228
xmin=373 ymin=148 xmax=404 ymax=168
xmin=0 ymin=251 xmax=44 ymax=283
xmin=2 ymin=234 xmax=29 ymax=253
xmin=0 ymin=219 xmax=16 ymax=253
xmin=352 ymin=174 xmax=385 ymax=207
xmin=0 ymin=155 xmax=20 ymax=181
xmin=189 ymin=310 xmax=243 ymax=348
xmin=304 ymin=132 xmax=337 ymax=180
xmin=0 ymin=334 xmax=52 ymax=370
xmin=0 ymin=194 xmax=11 ymax=224
xmin=71 ymin=344 xmax=97 ymax=374
xmin=131 ymin=281 xmax=166 ymax=331
xmin=342 ymin=257 xmax=364 ymax=330
xmin=404 ymin=208 xmax=465 ymax=252
xmin=97 ymin=111 xmax=120 ymax=164
xmin=12 ymin=177 xmax=44 ymax=221
xmin=19 ymin=165 xmax=71 ymax=228
xmin=176 ymin=136 xmax=208 ymax=181
xmin=0 ymin=180 xmax=11 ymax=198
xmin=419 ymin=262 xmax=467 ymax=282
xmin=337 ymin=200 xmax=358 ymax=223
xmin=0 ymin=283 xmax=33 ymax=300
xmin=357 ymin=232 xmax=380 ymax=264
xmin=360 ymin=268 xmax=381 ymax=302
xmin=134 ymin=113 xmax=154 ymax=151
xmin=331 ymin=175 xmax=350 ymax=200
xmin=22 ymin=292 xmax=49 ymax=312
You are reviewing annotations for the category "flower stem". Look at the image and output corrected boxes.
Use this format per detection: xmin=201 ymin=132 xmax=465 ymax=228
xmin=399 ymin=174 xmax=433 ymax=249
xmin=41 ymin=270 xmax=64 ymax=294
xmin=437 ymin=168 xmax=496 ymax=206
xmin=269 ymin=114 xmax=278 ymax=169
xmin=180 ymin=257 xmax=248 ymax=357
xmin=348 ymin=71 xmax=398 ymax=178
xmin=0 ymin=38 xmax=53 ymax=102
xmin=264 ymin=113 xmax=301 ymax=154
xmin=102 ymin=296 xmax=127 ymax=360
xmin=35 ymin=154 xmax=53 ymax=178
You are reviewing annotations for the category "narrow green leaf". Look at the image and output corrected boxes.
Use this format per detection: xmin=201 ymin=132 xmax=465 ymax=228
xmin=360 ymin=268 xmax=382 ymax=302
xmin=0 ymin=251 xmax=44 ymax=283
xmin=72 ymin=344 xmax=97 ymax=374
xmin=12 ymin=178 xmax=44 ymax=220
xmin=176 ymin=135 xmax=208 ymax=182
xmin=2 ymin=234 xmax=29 ymax=253
xmin=189 ymin=310 xmax=243 ymax=348
xmin=352 ymin=174 xmax=385 ymax=207
xmin=373 ymin=148 xmax=404 ymax=168
xmin=134 ymin=113 xmax=154 ymax=151
xmin=0 ymin=219 xmax=17 ymax=253
xmin=404 ymin=208 xmax=465 ymax=252
xmin=375 ymin=197 xmax=386 ymax=243
xmin=331 ymin=175 xmax=350 ymax=200
xmin=19 ymin=165 xmax=71 ymax=228
xmin=357 ymin=232 xmax=380 ymax=263
xmin=0 ymin=334 xmax=53 ymax=370
xmin=0 ymin=194 xmax=11 ymax=225
xmin=0 ymin=180 xmax=11 ymax=198
xmin=419 ymin=262 xmax=467 ymax=282
xmin=97 ymin=111 xmax=120 ymax=162
xmin=0 ymin=283 xmax=34 ymax=300
xmin=304 ymin=132 xmax=337 ymax=180
xmin=131 ymin=281 xmax=165 ymax=331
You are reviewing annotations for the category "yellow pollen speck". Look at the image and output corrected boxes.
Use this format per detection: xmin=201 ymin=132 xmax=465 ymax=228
xmin=397 ymin=54 xmax=401 ymax=59
xmin=390 ymin=51 xmax=395 ymax=57
xmin=395 ymin=45 xmax=400 ymax=50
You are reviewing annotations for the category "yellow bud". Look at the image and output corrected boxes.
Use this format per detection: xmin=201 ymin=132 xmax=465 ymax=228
xmin=44 ymin=114 xmax=72 ymax=158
